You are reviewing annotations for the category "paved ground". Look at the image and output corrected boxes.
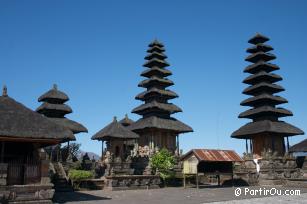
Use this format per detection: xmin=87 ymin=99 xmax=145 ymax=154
xmin=53 ymin=186 xmax=307 ymax=204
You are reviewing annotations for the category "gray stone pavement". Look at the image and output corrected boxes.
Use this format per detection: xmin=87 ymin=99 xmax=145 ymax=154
xmin=53 ymin=186 xmax=307 ymax=204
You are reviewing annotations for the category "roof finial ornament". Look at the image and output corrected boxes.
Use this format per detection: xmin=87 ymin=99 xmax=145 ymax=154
xmin=125 ymin=114 xmax=128 ymax=119
xmin=53 ymin=84 xmax=58 ymax=90
xmin=113 ymin=116 xmax=117 ymax=122
xmin=2 ymin=85 xmax=8 ymax=97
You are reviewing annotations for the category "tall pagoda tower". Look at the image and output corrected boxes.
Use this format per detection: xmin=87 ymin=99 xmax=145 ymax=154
xmin=231 ymin=33 xmax=304 ymax=156
xmin=36 ymin=84 xmax=88 ymax=141
xmin=129 ymin=40 xmax=193 ymax=154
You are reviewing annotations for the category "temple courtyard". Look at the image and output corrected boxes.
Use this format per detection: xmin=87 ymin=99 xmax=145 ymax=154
xmin=53 ymin=186 xmax=307 ymax=204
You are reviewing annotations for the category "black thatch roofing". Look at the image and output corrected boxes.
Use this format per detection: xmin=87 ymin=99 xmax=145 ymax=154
xmin=147 ymin=45 xmax=165 ymax=53
xmin=232 ymin=33 xmax=303 ymax=140
xmin=143 ymin=58 xmax=170 ymax=68
xmin=243 ymin=71 xmax=282 ymax=85
xmin=244 ymin=62 xmax=279 ymax=74
xmin=141 ymin=67 xmax=172 ymax=78
xmin=245 ymin=52 xmax=276 ymax=63
xmin=148 ymin=39 xmax=164 ymax=47
xmin=47 ymin=117 xmax=88 ymax=134
xmin=248 ymin=33 xmax=270 ymax=45
xmin=231 ymin=120 xmax=304 ymax=139
xmin=37 ymin=84 xmax=88 ymax=136
xmin=128 ymin=116 xmax=193 ymax=133
xmin=145 ymin=51 xmax=167 ymax=60
xmin=240 ymin=94 xmax=288 ymax=106
xmin=239 ymin=106 xmax=292 ymax=119
xmin=91 ymin=117 xmax=139 ymax=141
xmin=246 ymin=44 xmax=273 ymax=53
xmin=38 ymin=84 xmax=69 ymax=103
xmin=242 ymin=82 xmax=285 ymax=95
xmin=289 ymin=139 xmax=307 ymax=152
xmin=119 ymin=114 xmax=134 ymax=127
xmin=135 ymin=88 xmax=178 ymax=101
xmin=0 ymin=89 xmax=74 ymax=141
xmin=138 ymin=76 xmax=174 ymax=88
xmin=132 ymin=101 xmax=182 ymax=114
xmin=36 ymin=102 xmax=72 ymax=115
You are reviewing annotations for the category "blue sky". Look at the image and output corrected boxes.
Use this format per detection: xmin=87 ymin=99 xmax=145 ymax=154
xmin=0 ymin=0 xmax=306 ymax=156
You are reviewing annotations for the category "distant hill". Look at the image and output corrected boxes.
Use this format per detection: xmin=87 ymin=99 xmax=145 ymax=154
xmin=79 ymin=150 xmax=100 ymax=161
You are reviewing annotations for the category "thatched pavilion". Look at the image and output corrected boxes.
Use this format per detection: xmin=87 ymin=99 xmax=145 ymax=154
xmin=119 ymin=114 xmax=135 ymax=127
xmin=92 ymin=117 xmax=139 ymax=160
xmin=36 ymin=84 xmax=87 ymax=161
xmin=0 ymin=86 xmax=74 ymax=203
xmin=231 ymin=33 xmax=304 ymax=157
xmin=129 ymin=40 xmax=193 ymax=154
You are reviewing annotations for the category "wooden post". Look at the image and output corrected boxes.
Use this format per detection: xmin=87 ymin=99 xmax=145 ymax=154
xmin=282 ymin=138 xmax=288 ymax=153
xmin=271 ymin=137 xmax=275 ymax=152
xmin=245 ymin=139 xmax=248 ymax=154
xmin=67 ymin=141 xmax=70 ymax=159
xmin=50 ymin=146 xmax=53 ymax=161
xmin=196 ymin=170 xmax=199 ymax=189
xmin=151 ymin=131 xmax=154 ymax=150
xmin=1 ymin=142 xmax=4 ymax=163
xmin=217 ymin=174 xmax=220 ymax=186
xmin=287 ymin=136 xmax=290 ymax=151
xmin=183 ymin=174 xmax=186 ymax=188
xmin=176 ymin=135 xmax=179 ymax=151
xmin=231 ymin=173 xmax=234 ymax=187
xmin=101 ymin=141 xmax=104 ymax=157
xmin=250 ymin=139 xmax=253 ymax=154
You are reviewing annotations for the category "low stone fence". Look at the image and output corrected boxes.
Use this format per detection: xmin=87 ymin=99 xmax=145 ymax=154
xmin=0 ymin=184 xmax=54 ymax=203
xmin=104 ymin=175 xmax=161 ymax=191
xmin=73 ymin=179 xmax=104 ymax=190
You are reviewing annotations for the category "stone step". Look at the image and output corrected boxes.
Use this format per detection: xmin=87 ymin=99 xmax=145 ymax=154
xmin=54 ymin=187 xmax=73 ymax=192
xmin=9 ymin=200 xmax=52 ymax=204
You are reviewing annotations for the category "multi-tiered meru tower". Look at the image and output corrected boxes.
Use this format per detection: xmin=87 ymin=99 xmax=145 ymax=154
xmin=129 ymin=40 xmax=193 ymax=154
xmin=231 ymin=33 xmax=304 ymax=156
xmin=36 ymin=84 xmax=88 ymax=141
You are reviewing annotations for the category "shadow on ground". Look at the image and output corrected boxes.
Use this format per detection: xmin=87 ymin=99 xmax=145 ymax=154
xmin=53 ymin=191 xmax=111 ymax=203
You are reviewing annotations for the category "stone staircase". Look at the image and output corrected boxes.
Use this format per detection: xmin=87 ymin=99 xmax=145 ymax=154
xmin=52 ymin=162 xmax=73 ymax=192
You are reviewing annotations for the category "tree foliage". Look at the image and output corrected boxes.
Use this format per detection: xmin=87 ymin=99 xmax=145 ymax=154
xmin=150 ymin=148 xmax=175 ymax=181
xmin=61 ymin=143 xmax=81 ymax=161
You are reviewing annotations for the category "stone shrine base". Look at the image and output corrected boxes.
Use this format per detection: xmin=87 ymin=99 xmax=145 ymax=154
xmin=0 ymin=184 xmax=54 ymax=204
xmin=284 ymin=178 xmax=307 ymax=188
xmin=104 ymin=175 xmax=161 ymax=191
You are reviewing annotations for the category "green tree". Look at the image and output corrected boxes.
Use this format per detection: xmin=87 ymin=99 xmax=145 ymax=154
xmin=61 ymin=143 xmax=81 ymax=162
xmin=150 ymin=148 xmax=176 ymax=184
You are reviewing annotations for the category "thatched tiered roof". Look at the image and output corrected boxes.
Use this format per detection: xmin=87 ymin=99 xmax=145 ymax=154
xmin=130 ymin=40 xmax=192 ymax=133
xmin=36 ymin=84 xmax=87 ymax=136
xmin=231 ymin=33 xmax=304 ymax=139
xmin=91 ymin=117 xmax=139 ymax=141
xmin=289 ymin=139 xmax=307 ymax=152
xmin=119 ymin=114 xmax=134 ymax=127
xmin=0 ymin=86 xmax=74 ymax=143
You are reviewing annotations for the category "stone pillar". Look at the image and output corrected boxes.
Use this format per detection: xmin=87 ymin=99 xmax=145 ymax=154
xmin=41 ymin=160 xmax=51 ymax=184
xmin=0 ymin=163 xmax=8 ymax=186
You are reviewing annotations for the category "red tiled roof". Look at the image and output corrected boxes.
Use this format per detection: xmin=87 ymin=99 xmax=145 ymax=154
xmin=181 ymin=149 xmax=243 ymax=162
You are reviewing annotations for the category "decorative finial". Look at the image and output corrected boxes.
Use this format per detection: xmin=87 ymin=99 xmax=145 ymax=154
xmin=113 ymin=116 xmax=117 ymax=122
xmin=53 ymin=84 xmax=58 ymax=90
xmin=125 ymin=114 xmax=128 ymax=119
xmin=2 ymin=85 xmax=8 ymax=97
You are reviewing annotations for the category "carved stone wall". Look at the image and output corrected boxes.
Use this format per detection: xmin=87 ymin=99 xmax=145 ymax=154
xmin=104 ymin=175 xmax=160 ymax=191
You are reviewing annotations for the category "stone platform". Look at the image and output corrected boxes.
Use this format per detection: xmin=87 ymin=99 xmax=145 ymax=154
xmin=104 ymin=175 xmax=160 ymax=191
xmin=0 ymin=184 xmax=54 ymax=204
